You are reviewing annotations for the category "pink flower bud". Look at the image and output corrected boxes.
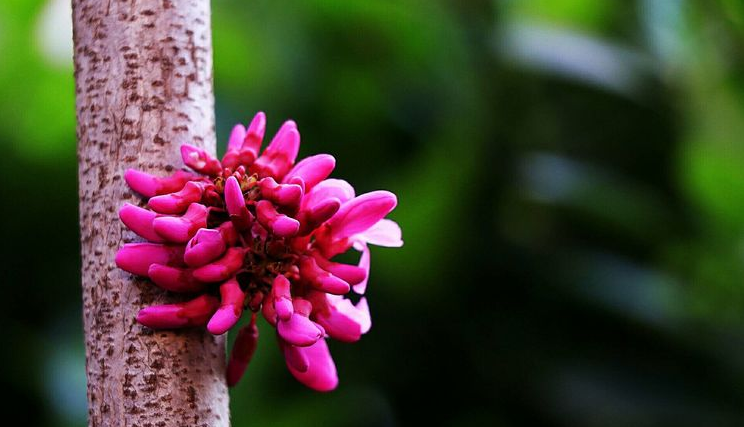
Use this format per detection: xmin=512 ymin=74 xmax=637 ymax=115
xmin=259 ymin=177 xmax=303 ymax=208
xmin=272 ymin=275 xmax=293 ymax=322
xmin=282 ymin=338 xmax=338 ymax=392
xmin=152 ymin=203 xmax=208 ymax=243
xmin=184 ymin=228 xmax=227 ymax=267
xmin=207 ymin=277 xmax=246 ymax=335
xmin=297 ymin=197 xmax=340 ymax=236
xmin=312 ymin=252 xmax=367 ymax=285
xmin=282 ymin=342 xmax=309 ymax=373
xmin=115 ymin=243 xmax=185 ymax=276
xmin=226 ymin=315 xmax=259 ymax=387
xmin=252 ymin=120 xmax=300 ymax=179
xmin=277 ymin=308 xmax=324 ymax=347
xmin=124 ymin=169 xmax=197 ymax=198
xmin=299 ymin=256 xmax=350 ymax=295
xmin=192 ymin=247 xmax=245 ymax=282
xmin=283 ymin=154 xmax=335 ymax=191
xmin=224 ymin=176 xmax=253 ymax=230
xmin=136 ymin=294 xmax=220 ymax=329
xmin=118 ymin=203 xmax=164 ymax=242
xmin=148 ymin=181 xmax=204 ymax=214
xmin=180 ymin=144 xmax=222 ymax=176
xmin=302 ymin=179 xmax=355 ymax=209
xmin=313 ymin=295 xmax=371 ymax=343
xmin=326 ymin=191 xmax=397 ymax=241
xmin=256 ymin=200 xmax=300 ymax=237
xmin=147 ymin=264 xmax=205 ymax=293
xmin=222 ymin=113 xmax=266 ymax=170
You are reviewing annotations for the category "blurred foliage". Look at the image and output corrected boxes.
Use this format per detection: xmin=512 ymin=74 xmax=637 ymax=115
xmin=4 ymin=0 xmax=744 ymax=425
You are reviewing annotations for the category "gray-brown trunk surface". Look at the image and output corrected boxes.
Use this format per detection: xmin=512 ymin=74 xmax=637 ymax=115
xmin=72 ymin=0 xmax=230 ymax=425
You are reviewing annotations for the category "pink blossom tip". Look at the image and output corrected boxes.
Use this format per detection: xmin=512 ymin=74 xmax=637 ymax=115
xmin=136 ymin=295 xmax=219 ymax=329
xmin=181 ymin=144 xmax=222 ymax=176
xmin=124 ymin=169 xmax=196 ymax=198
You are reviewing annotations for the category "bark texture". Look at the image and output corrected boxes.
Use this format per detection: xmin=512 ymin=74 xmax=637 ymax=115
xmin=72 ymin=1 xmax=230 ymax=426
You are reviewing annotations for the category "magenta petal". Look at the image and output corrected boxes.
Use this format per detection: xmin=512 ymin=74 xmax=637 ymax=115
xmin=277 ymin=313 xmax=324 ymax=347
xmin=224 ymin=176 xmax=253 ymax=230
xmin=226 ymin=317 xmax=259 ymax=387
xmin=256 ymin=200 xmax=300 ymax=237
xmin=119 ymin=203 xmax=163 ymax=242
xmin=283 ymin=342 xmax=310 ymax=373
xmin=152 ymin=203 xmax=208 ymax=243
xmin=314 ymin=295 xmax=371 ymax=343
xmin=283 ymin=338 xmax=338 ymax=392
xmin=313 ymin=253 xmax=367 ymax=285
xmin=356 ymin=219 xmax=403 ymax=247
xmin=192 ymin=247 xmax=245 ymax=282
xmin=184 ymin=228 xmax=227 ymax=267
xmin=299 ymin=256 xmax=350 ymax=295
xmin=283 ymin=154 xmax=335 ymax=191
xmin=302 ymin=179 xmax=355 ymax=210
xmin=227 ymin=124 xmax=247 ymax=151
xmin=180 ymin=144 xmax=222 ymax=176
xmin=259 ymin=177 xmax=303 ymax=208
xmin=242 ymin=112 xmax=266 ymax=155
xmin=124 ymin=169 xmax=196 ymax=198
xmin=115 ymin=243 xmax=184 ymax=276
xmin=267 ymin=120 xmax=300 ymax=163
xmin=207 ymin=278 xmax=246 ymax=335
xmin=136 ymin=295 xmax=219 ymax=329
xmin=272 ymin=275 xmax=294 ymax=321
xmin=147 ymin=264 xmax=205 ymax=293
xmin=327 ymin=191 xmax=397 ymax=240
xmin=148 ymin=181 xmax=204 ymax=214
xmin=352 ymin=242 xmax=371 ymax=294
xmin=297 ymin=198 xmax=340 ymax=236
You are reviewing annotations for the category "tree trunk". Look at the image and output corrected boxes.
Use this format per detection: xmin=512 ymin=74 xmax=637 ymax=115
xmin=72 ymin=1 xmax=230 ymax=426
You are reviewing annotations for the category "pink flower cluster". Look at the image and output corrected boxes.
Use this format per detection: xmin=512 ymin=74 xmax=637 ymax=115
xmin=115 ymin=112 xmax=402 ymax=391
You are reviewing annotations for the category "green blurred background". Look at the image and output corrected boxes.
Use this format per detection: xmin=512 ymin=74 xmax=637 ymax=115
xmin=4 ymin=0 xmax=744 ymax=425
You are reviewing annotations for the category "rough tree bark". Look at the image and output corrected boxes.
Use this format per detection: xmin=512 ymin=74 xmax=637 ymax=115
xmin=72 ymin=1 xmax=230 ymax=426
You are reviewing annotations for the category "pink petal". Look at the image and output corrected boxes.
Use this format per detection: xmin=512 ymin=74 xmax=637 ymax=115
xmin=259 ymin=177 xmax=303 ymax=209
xmin=180 ymin=144 xmax=222 ymax=176
xmin=277 ymin=312 xmax=324 ymax=347
xmin=207 ymin=277 xmax=246 ymax=335
xmin=256 ymin=200 xmax=300 ymax=237
xmin=312 ymin=252 xmax=366 ymax=285
xmin=124 ymin=169 xmax=197 ymax=198
xmin=184 ymin=228 xmax=227 ymax=267
xmin=119 ymin=203 xmax=164 ymax=242
xmin=152 ymin=203 xmax=208 ymax=243
xmin=355 ymin=219 xmax=403 ymax=247
xmin=297 ymin=198 xmax=340 ymax=236
xmin=115 ymin=243 xmax=185 ymax=276
xmin=147 ymin=181 xmax=204 ymax=214
xmin=226 ymin=317 xmax=259 ymax=387
xmin=147 ymin=264 xmax=205 ymax=293
xmin=272 ymin=275 xmax=294 ymax=322
xmin=299 ymin=256 xmax=351 ymax=295
xmin=352 ymin=242 xmax=371 ymax=294
xmin=136 ymin=294 xmax=219 ymax=329
xmin=242 ymin=112 xmax=266 ymax=157
xmin=227 ymin=124 xmax=246 ymax=151
xmin=283 ymin=154 xmax=335 ymax=191
xmin=224 ymin=176 xmax=253 ymax=230
xmin=327 ymin=191 xmax=397 ymax=240
xmin=192 ymin=247 xmax=245 ymax=282
xmin=283 ymin=338 xmax=338 ymax=392
xmin=313 ymin=295 xmax=371 ymax=343
xmin=302 ymin=179 xmax=355 ymax=210
xmin=252 ymin=120 xmax=300 ymax=179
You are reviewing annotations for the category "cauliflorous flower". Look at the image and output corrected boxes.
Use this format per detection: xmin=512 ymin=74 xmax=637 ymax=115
xmin=116 ymin=112 xmax=402 ymax=391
